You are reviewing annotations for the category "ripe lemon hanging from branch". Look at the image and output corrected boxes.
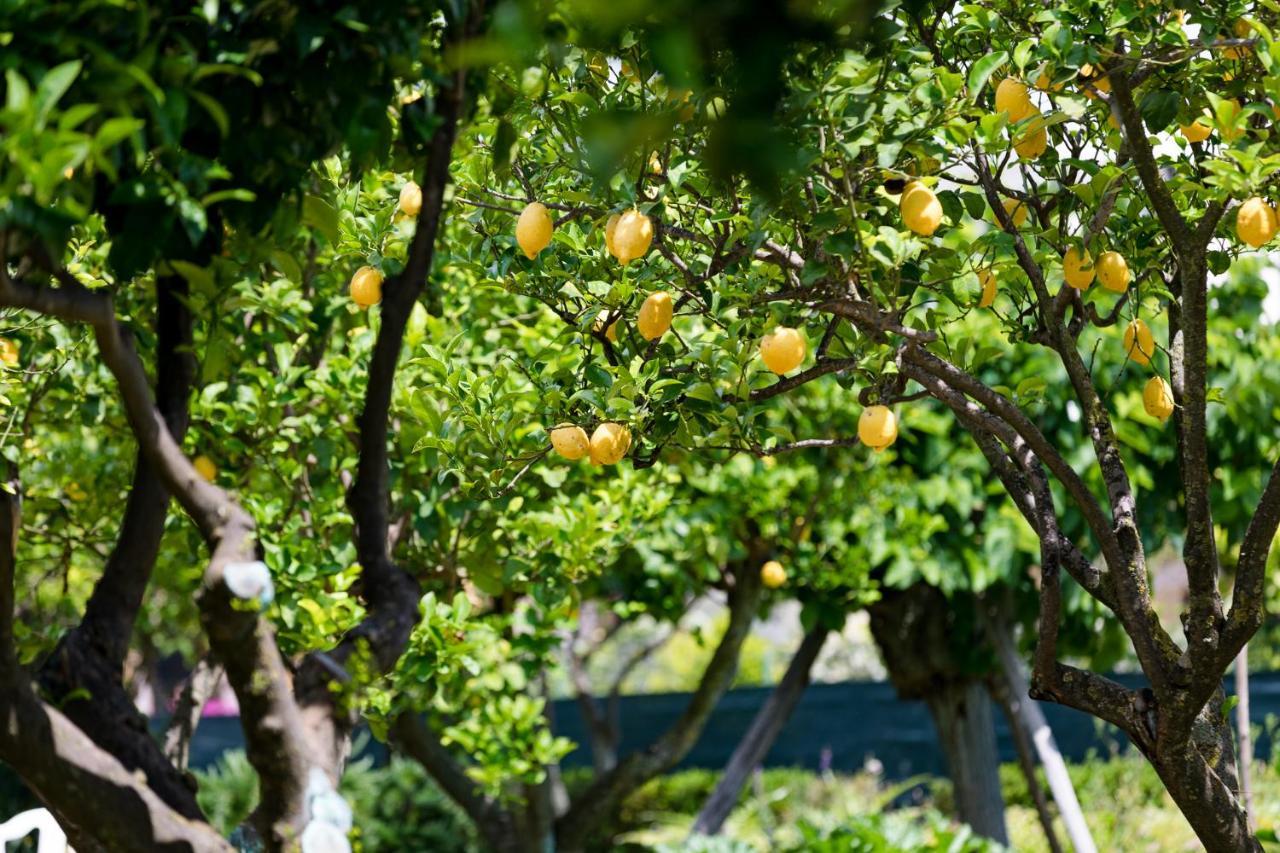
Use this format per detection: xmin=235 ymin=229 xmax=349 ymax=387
xmin=760 ymin=327 xmax=806 ymax=375
xmin=516 ymin=201 xmax=554 ymax=258
xmin=637 ymin=292 xmax=673 ymax=340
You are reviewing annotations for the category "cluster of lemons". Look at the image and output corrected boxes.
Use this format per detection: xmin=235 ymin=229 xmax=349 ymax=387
xmin=517 ymin=197 xmax=898 ymax=463
xmin=895 ymin=60 xmax=1280 ymax=429
xmin=345 ymin=181 xmax=427 ymax=309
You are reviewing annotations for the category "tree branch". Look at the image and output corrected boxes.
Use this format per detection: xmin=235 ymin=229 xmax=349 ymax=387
xmin=294 ymin=4 xmax=476 ymax=785
xmin=556 ymin=562 xmax=764 ymax=849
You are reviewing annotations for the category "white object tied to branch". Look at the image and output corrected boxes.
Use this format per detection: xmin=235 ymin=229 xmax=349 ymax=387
xmin=0 ymin=808 xmax=73 ymax=853
xmin=223 ymin=560 xmax=275 ymax=605
xmin=299 ymin=768 xmax=353 ymax=853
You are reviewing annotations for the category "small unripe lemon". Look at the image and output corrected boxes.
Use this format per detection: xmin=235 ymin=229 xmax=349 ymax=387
xmin=1180 ymin=121 xmax=1211 ymax=143
xmin=637 ymin=291 xmax=673 ymax=341
xmin=858 ymin=405 xmax=898 ymax=452
xmin=1237 ymin=197 xmax=1278 ymax=248
xmin=549 ymin=424 xmax=590 ymax=460
xmin=66 ymin=482 xmax=87 ymax=502
xmin=398 ymin=181 xmax=422 ymax=216
xmin=706 ymin=96 xmax=727 ymax=119
xmin=1062 ymin=247 xmax=1094 ymax=290
xmin=612 ymin=210 xmax=653 ymax=264
xmin=1143 ymin=376 xmax=1175 ymax=421
xmin=350 ymin=266 xmax=383 ymax=308
xmin=0 ymin=338 xmax=20 ymax=367
xmin=761 ymin=560 xmax=787 ymax=589
xmin=900 ymin=182 xmax=942 ymax=236
xmin=1013 ymin=118 xmax=1047 ymax=160
xmin=516 ymin=201 xmax=554 ymax=259
xmin=589 ymin=422 xmax=632 ymax=465
xmin=193 ymin=455 xmax=217 ymax=482
xmin=1123 ymin=318 xmax=1156 ymax=366
xmin=1002 ymin=198 xmax=1028 ymax=228
xmin=760 ymin=326 xmax=807 ymax=375
xmin=978 ymin=268 xmax=997 ymax=308
xmin=1096 ymin=251 xmax=1130 ymax=293
xmin=994 ymin=78 xmax=1034 ymax=122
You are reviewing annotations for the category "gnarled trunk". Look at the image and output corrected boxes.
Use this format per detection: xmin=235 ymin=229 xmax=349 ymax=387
xmin=867 ymin=582 xmax=1007 ymax=844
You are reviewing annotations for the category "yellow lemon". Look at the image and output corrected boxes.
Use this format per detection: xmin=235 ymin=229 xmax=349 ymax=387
xmin=1096 ymin=251 xmax=1130 ymax=293
xmin=1237 ymin=197 xmax=1278 ymax=248
xmin=589 ymin=422 xmax=632 ymax=465
xmin=648 ymin=152 xmax=663 ymax=174
xmin=1143 ymin=376 xmax=1175 ymax=421
xmin=594 ymin=314 xmax=618 ymax=342
xmin=900 ymin=182 xmax=942 ymax=236
xmin=761 ymin=560 xmax=787 ymax=589
xmin=995 ymin=78 xmax=1035 ymax=122
xmin=1002 ymin=198 xmax=1028 ymax=228
xmin=1013 ymin=114 xmax=1048 ymax=160
xmin=516 ymin=202 xmax=554 ymax=259
xmin=1062 ymin=247 xmax=1095 ymax=290
xmin=398 ymin=181 xmax=422 ymax=217
xmin=637 ymin=291 xmax=673 ymax=341
xmin=1180 ymin=121 xmax=1211 ymax=143
xmin=1225 ymin=19 xmax=1253 ymax=59
xmin=760 ymin=326 xmax=807 ymax=375
xmin=978 ymin=268 xmax=997 ymax=308
xmin=193 ymin=455 xmax=218 ymax=482
xmin=0 ymin=338 xmax=19 ymax=367
xmin=350 ymin=266 xmax=383 ymax=308
xmin=1123 ymin=318 xmax=1156 ymax=366
xmin=1080 ymin=68 xmax=1110 ymax=99
xmin=613 ymin=210 xmax=654 ymax=264
xmin=604 ymin=213 xmax=621 ymax=258
xmin=66 ymin=482 xmax=87 ymax=502
xmin=549 ymin=424 xmax=590 ymax=460
xmin=1034 ymin=67 xmax=1064 ymax=92
xmin=858 ymin=405 xmax=898 ymax=452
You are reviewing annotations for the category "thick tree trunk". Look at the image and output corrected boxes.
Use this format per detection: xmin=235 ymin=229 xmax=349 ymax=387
xmin=924 ymin=681 xmax=1008 ymax=845
xmin=1149 ymin=693 xmax=1260 ymax=853
xmin=691 ymin=625 xmax=829 ymax=836
xmin=866 ymin=582 xmax=1007 ymax=844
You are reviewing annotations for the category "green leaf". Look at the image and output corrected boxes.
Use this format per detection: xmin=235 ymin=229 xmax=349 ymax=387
xmin=34 ymin=60 xmax=82 ymax=125
xmin=967 ymin=51 xmax=1009 ymax=101
xmin=302 ymin=195 xmax=340 ymax=243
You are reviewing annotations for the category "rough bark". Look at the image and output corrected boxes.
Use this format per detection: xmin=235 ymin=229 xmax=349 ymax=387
xmin=691 ymin=625 xmax=829 ymax=836
xmin=0 ymin=483 xmax=230 ymax=853
xmin=36 ymin=276 xmax=203 ymax=820
xmin=293 ymin=5 xmax=476 ymax=785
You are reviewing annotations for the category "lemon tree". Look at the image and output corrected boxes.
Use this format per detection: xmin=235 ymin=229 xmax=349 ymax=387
xmin=440 ymin=3 xmax=1280 ymax=850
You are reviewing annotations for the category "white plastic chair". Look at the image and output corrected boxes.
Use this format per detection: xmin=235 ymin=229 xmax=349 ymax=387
xmin=0 ymin=808 xmax=72 ymax=853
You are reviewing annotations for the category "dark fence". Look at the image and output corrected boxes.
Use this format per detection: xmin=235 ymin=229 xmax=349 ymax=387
xmin=152 ymin=672 xmax=1280 ymax=778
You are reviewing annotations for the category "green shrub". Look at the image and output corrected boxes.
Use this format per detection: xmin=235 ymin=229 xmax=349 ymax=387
xmin=193 ymin=749 xmax=478 ymax=853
